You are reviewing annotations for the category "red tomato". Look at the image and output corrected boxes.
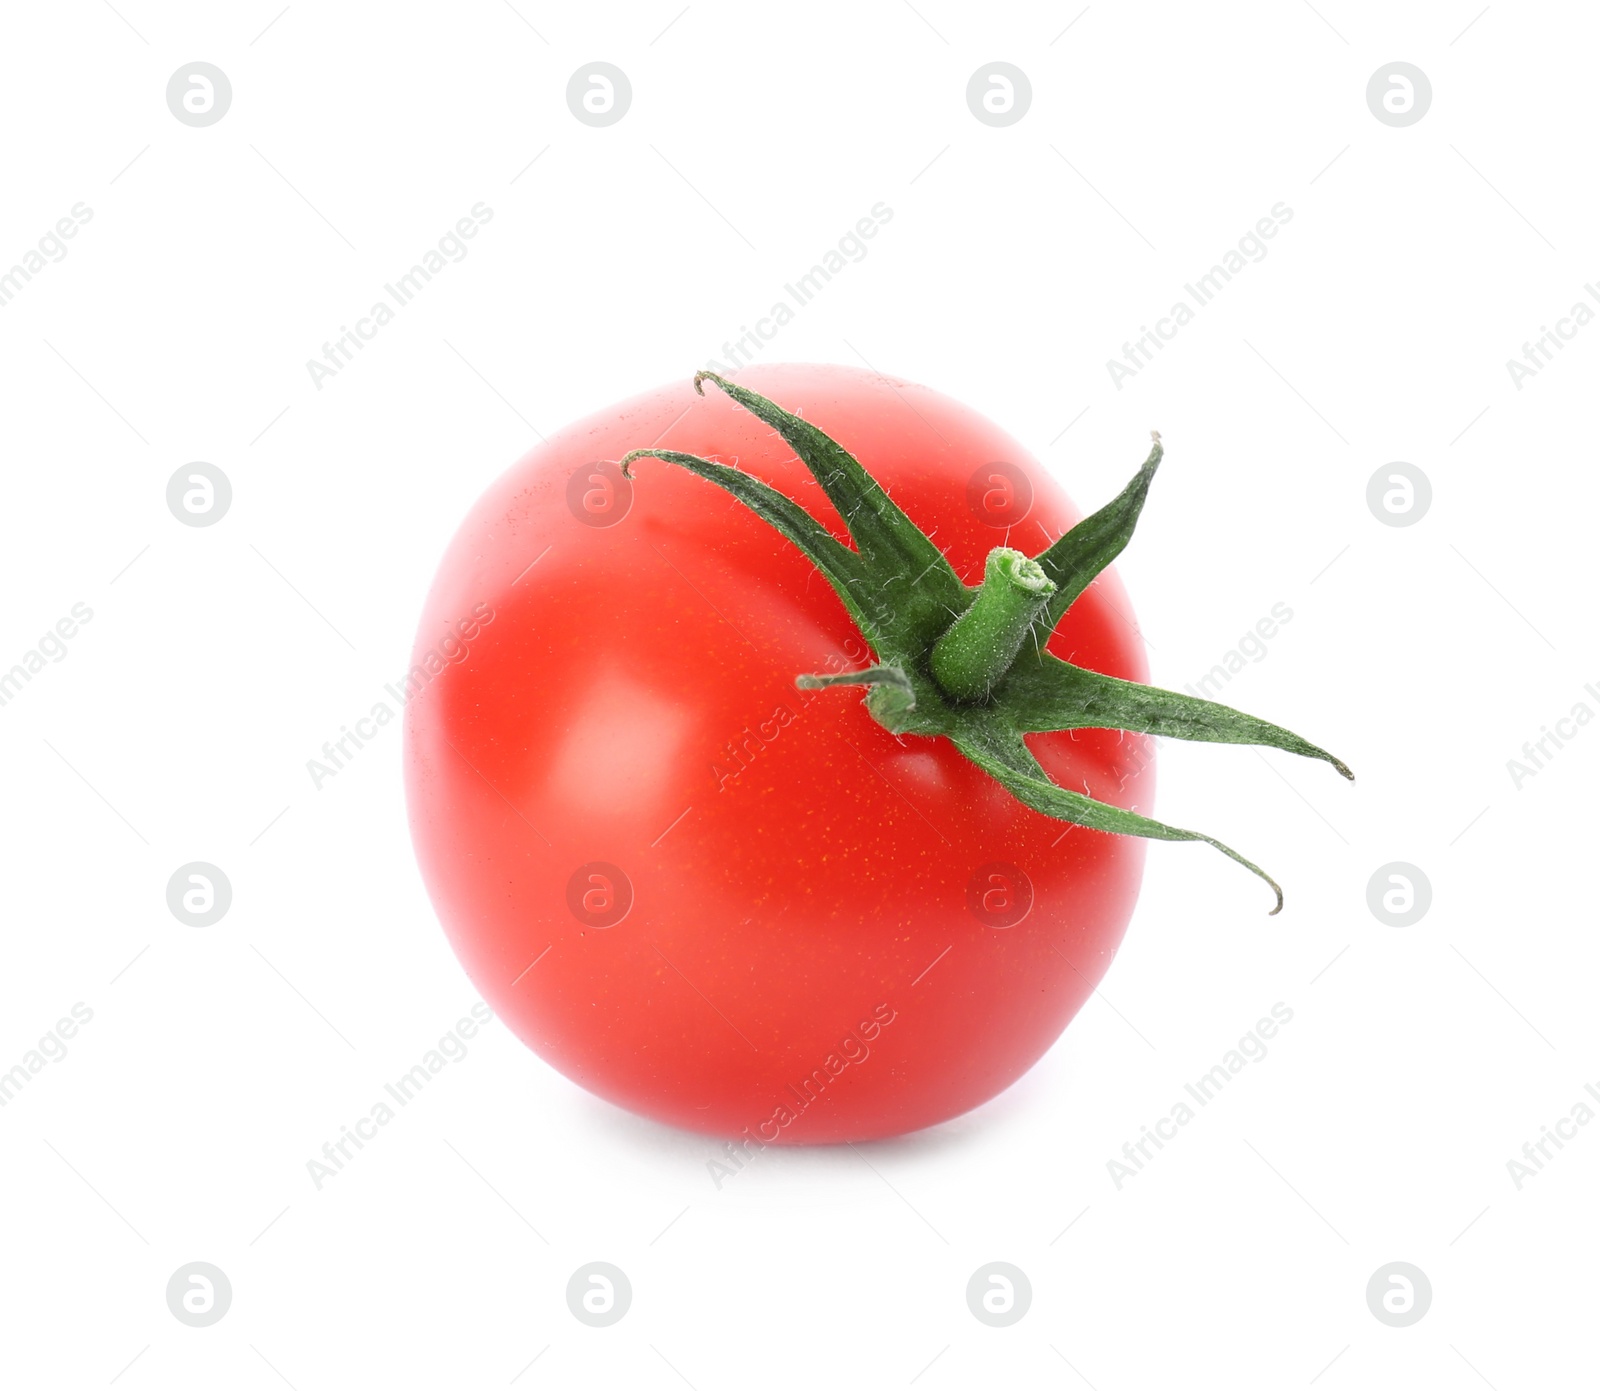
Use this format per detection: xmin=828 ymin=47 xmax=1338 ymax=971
xmin=404 ymin=364 xmax=1150 ymax=1143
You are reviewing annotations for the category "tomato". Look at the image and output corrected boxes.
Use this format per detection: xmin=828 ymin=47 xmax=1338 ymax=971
xmin=404 ymin=363 xmax=1152 ymax=1144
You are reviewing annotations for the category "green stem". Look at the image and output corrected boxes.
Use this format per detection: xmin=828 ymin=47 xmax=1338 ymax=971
xmin=929 ymin=548 xmax=1057 ymax=703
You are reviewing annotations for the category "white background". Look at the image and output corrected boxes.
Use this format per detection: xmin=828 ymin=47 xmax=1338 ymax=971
xmin=2 ymin=1 xmax=1596 ymax=1387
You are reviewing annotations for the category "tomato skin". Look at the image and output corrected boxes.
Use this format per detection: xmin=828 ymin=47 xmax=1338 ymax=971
xmin=404 ymin=363 xmax=1151 ymax=1143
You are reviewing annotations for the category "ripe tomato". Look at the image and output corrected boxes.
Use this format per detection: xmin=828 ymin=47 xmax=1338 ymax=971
xmin=404 ymin=363 xmax=1150 ymax=1143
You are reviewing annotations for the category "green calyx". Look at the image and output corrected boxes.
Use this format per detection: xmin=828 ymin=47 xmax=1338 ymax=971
xmin=618 ymin=372 xmax=1352 ymax=914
